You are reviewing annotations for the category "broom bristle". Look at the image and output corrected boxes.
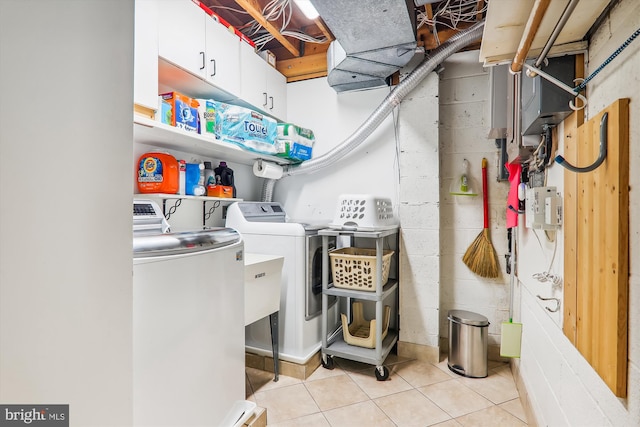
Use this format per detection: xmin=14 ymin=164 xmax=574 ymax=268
xmin=463 ymin=229 xmax=500 ymax=278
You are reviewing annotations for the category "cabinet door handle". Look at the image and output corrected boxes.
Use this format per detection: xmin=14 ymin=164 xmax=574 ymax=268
xmin=269 ymin=96 xmax=274 ymax=110
xmin=263 ymin=92 xmax=268 ymax=107
xmin=200 ymin=52 xmax=205 ymax=70
xmin=210 ymin=58 xmax=216 ymax=77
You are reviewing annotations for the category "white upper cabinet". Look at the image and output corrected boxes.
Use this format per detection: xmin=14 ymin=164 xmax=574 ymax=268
xmin=134 ymin=0 xmax=159 ymax=110
xmin=265 ymin=64 xmax=287 ymax=120
xmin=205 ymin=17 xmax=241 ymax=96
xmin=157 ymin=0 xmax=241 ymax=99
xmin=239 ymin=44 xmax=266 ymax=110
xmin=152 ymin=0 xmax=287 ymax=120
xmin=240 ymin=42 xmax=287 ymax=121
xmin=157 ymin=0 xmax=206 ymax=78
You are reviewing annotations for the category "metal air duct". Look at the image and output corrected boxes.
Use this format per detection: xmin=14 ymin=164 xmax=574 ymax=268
xmin=311 ymin=0 xmax=418 ymax=92
xmin=259 ymin=21 xmax=486 ymax=202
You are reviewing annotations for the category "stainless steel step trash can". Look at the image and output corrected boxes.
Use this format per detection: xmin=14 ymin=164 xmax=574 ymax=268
xmin=447 ymin=310 xmax=489 ymax=378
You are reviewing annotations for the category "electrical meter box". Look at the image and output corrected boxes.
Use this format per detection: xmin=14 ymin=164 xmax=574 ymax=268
xmin=521 ymin=55 xmax=575 ymax=136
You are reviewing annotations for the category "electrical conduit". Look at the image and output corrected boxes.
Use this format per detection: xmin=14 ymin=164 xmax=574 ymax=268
xmin=261 ymin=20 xmax=485 ymax=202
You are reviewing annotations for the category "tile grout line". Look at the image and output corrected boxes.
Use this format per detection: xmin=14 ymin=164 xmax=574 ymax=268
xmin=246 ymin=357 xmax=527 ymax=426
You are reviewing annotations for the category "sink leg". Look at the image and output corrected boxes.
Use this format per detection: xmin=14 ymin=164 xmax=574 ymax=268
xmin=269 ymin=312 xmax=279 ymax=382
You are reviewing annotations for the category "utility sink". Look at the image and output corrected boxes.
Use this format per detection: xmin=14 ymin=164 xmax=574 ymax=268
xmin=244 ymin=253 xmax=284 ymax=326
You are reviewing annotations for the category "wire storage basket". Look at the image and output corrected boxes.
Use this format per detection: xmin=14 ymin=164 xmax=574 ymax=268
xmin=329 ymin=248 xmax=394 ymax=291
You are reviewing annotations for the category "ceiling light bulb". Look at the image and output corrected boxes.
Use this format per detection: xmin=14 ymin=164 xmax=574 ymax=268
xmin=293 ymin=0 xmax=319 ymax=20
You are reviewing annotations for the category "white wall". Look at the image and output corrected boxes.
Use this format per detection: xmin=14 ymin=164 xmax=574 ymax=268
xmin=275 ymin=77 xmax=399 ymax=221
xmin=438 ymin=51 xmax=511 ymax=355
xmin=0 ymin=1 xmax=134 ymax=425
xmin=514 ymin=0 xmax=640 ymax=425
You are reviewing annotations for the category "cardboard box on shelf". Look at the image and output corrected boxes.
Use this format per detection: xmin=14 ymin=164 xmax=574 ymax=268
xmin=207 ymin=185 xmax=234 ymax=198
xmin=158 ymin=92 xmax=199 ymax=134
xmin=259 ymin=50 xmax=277 ymax=68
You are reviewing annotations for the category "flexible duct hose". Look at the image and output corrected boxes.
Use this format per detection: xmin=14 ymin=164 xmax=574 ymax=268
xmin=261 ymin=178 xmax=276 ymax=202
xmin=262 ymin=21 xmax=485 ymax=201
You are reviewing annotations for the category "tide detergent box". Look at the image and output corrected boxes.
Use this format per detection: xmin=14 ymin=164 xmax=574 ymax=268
xmin=215 ymin=103 xmax=278 ymax=155
xmin=159 ymin=92 xmax=199 ymax=133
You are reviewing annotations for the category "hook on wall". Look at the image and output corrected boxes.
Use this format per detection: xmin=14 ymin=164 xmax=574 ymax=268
xmin=555 ymin=112 xmax=608 ymax=173
xmin=536 ymin=295 xmax=561 ymax=313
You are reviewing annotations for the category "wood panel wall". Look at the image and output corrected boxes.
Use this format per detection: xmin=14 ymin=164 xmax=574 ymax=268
xmin=563 ymin=98 xmax=629 ymax=397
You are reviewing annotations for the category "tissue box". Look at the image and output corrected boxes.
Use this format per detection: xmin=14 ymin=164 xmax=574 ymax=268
xmin=159 ymin=92 xmax=199 ymax=133
xmin=275 ymin=123 xmax=315 ymax=162
xmin=215 ymin=102 xmax=278 ymax=155
xmin=207 ymin=185 xmax=234 ymax=198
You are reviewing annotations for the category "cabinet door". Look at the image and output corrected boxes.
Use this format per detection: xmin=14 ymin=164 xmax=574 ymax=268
xmin=265 ymin=65 xmax=287 ymax=120
xmin=158 ymin=0 xmax=206 ymax=78
xmin=239 ymin=43 xmax=268 ymax=111
xmin=205 ymin=18 xmax=241 ymax=97
xmin=240 ymin=43 xmax=288 ymax=120
xmin=134 ymin=0 xmax=159 ymax=110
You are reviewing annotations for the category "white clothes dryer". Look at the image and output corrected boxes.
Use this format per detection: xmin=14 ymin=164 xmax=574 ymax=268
xmin=226 ymin=201 xmax=339 ymax=365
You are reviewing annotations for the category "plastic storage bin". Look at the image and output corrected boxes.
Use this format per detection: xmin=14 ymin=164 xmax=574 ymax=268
xmin=341 ymin=302 xmax=390 ymax=348
xmin=329 ymin=248 xmax=394 ymax=291
xmin=329 ymin=194 xmax=398 ymax=231
xmin=447 ymin=310 xmax=489 ymax=378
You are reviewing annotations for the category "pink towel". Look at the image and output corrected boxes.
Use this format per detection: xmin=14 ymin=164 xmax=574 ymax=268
xmin=506 ymin=162 xmax=521 ymax=228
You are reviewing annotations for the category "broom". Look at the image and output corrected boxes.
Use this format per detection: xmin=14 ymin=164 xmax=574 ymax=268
xmin=462 ymin=158 xmax=500 ymax=278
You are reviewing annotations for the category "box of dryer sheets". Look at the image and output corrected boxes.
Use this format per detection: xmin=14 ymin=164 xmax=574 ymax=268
xmin=215 ymin=102 xmax=278 ymax=155
xmin=275 ymin=123 xmax=314 ymax=162
xmin=158 ymin=92 xmax=199 ymax=133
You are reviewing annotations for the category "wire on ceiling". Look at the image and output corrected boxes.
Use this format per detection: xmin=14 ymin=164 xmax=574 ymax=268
xmin=229 ymin=0 xmax=328 ymax=51
xmin=417 ymin=0 xmax=489 ymax=31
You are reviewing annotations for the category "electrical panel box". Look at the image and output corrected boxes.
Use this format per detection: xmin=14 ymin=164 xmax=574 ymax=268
xmin=525 ymin=186 xmax=562 ymax=230
xmin=488 ymin=64 xmax=508 ymax=139
xmin=521 ymin=55 xmax=575 ymax=136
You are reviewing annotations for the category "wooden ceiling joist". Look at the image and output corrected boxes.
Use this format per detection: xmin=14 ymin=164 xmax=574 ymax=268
xmin=277 ymin=52 xmax=327 ymax=82
xmin=476 ymin=0 xmax=485 ymax=22
xmin=233 ymin=0 xmax=301 ymax=57
xmin=424 ymin=3 xmax=439 ymax=46
xmin=313 ymin=17 xmax=334 ymax=43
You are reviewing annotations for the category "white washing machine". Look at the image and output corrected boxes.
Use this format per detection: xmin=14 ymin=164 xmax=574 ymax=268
xmin=226 ymin=202 xmax=339 ymax=365
xmin=132 ymin=200 xmax=253 ymax=426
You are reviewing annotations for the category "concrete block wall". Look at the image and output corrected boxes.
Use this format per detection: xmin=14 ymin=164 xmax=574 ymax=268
xmin=437 ymin=51 xmax=511 ymax=355
xmin=397 ymin=72 xmax=441 ymax=350
xmin=514 ymin=0 xmax=640 ymax=424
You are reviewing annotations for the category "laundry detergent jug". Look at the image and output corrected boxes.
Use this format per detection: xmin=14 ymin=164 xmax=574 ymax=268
xmin=213 ymin=161 xmax=236 ymax=198
xmin=137 ymin=152 xmax=179 ymax=194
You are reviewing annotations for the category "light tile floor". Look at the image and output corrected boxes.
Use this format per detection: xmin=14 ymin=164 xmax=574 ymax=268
xmin=245 ymin=354 xmax=528 ymax=427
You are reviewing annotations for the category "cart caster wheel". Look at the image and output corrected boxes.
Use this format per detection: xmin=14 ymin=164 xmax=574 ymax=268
xmin=321 ymin=355 xmax=335 ymax=370
xmin=375 ymin=366 xmax=389 ymax=381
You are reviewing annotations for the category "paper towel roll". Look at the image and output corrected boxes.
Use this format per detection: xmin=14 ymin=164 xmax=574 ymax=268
xmin=253 ymin=160 xmax=283 ymax=179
